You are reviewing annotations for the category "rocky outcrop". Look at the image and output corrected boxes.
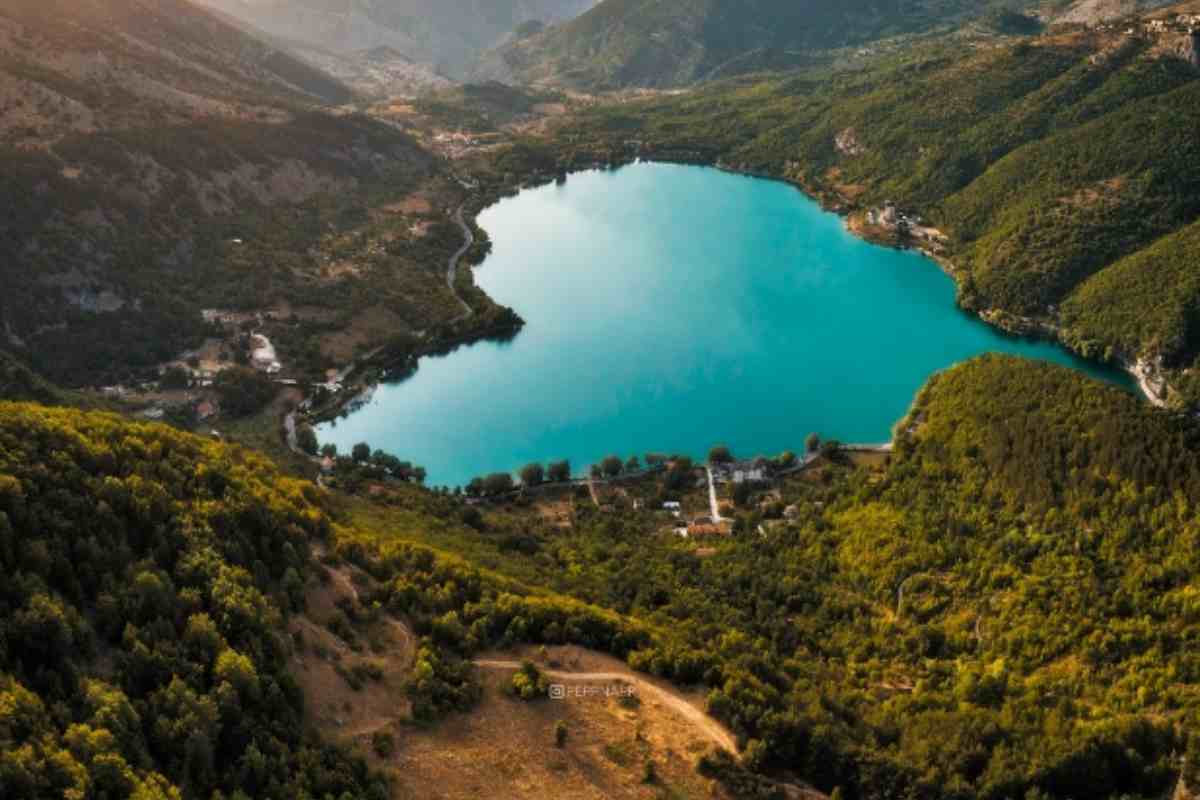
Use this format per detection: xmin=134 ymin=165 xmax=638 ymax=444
xmin=835 ymin=127 xmax=867 ymax=157
xmin=1178 ymin=29 xmax=1200 ymax=67
xmin=1131 ymin=355 xmax=1170 ymax=408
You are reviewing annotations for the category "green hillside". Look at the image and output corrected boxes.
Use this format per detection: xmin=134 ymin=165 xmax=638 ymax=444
xmin=540 ymin=15 xmax=1200 ymax=404
xmin=6 ymin=347 xmax=1200 ymax=799
xmin=0 ymin=403 xmax=390 ymax=799
xmin=350 ymin=355 xmax=1200 ymax=799
xmin=0 ymin=0 xmax=522 ymax=389
xmin=482 ymin=0 xmax=1043 ymax=88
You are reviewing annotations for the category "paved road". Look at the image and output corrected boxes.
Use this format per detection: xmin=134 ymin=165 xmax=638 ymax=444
xmin=705 ymin=466 xmax=725 ymax=522
xmin=473 ymin=659 xmax=737 ymax=755
xmin=447 ymin=204 xmax=475 ymax=322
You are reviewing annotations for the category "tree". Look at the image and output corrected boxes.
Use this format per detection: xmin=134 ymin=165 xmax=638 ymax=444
xmin=777 ymin=450 xmax=797 ymax=468
xmin=351 ymin=442 xmax=371 ymax=463
xmin=601 ymin=455 xmax=623 ymax=478
xmin=461 ymin=507 xmax=485 ymax=530
xmin=482 ymin=473 xmax=515 ymax=496
xmin=159 ymin=366 xmax=190 ymax=390
xmin=645 ymin=453 xmax=667 ymax=467
xmin=508 ymin=660 xmax=548 ymax=700
xmin=642 ymin=759 xmax=657 ymax=784
xmin=806 ymin=433 xmax=821 ymax=453
xmin=212 ymin=367 xmax=276 ymax=417
xmin=665 ymin=456 xmax=695 ymax=491
xmin=547 ymin=460 xmax=571 ymax=483
xmin=820 ymin=439 xmax=843 ymax=460
xmin=320 ymin=443 xmax=338 ymax=458
xmin=555 ymin=720 xmax=568 ymax=748
xmin=708 ymin=445 xmax=733 ymax=464
xmin=519 ymin=463 xmax=545 ymax=487
xmin=732 ymin=481 xmax=752 ymax=508
xmin=296 ymin=427 xmax=318 ymax=456
xmin=625 ymin=455 xmax=641 ymax=472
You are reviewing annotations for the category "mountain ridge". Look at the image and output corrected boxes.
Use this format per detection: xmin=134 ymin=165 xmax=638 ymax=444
xmin=191 ymin=0 xmax=599 ymax=78
xmin=475 ymin=0 xmax=1042 ymax=88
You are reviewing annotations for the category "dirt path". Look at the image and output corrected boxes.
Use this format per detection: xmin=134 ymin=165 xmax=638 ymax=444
xmin=473 ymin=659 xmax=738 ymax=755
xmin=447 ymin=204 xmax=475 ymax=323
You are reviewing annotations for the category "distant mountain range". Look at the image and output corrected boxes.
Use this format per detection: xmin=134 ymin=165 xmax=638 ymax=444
xmin=477 ymin=0 xmax=1058 ymax=88
xmin=191 ymin=0 xmax=599 ymax=78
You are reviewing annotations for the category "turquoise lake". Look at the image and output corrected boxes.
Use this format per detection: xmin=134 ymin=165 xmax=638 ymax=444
xmin=318 ymin=162 xmax=1132 ymax=487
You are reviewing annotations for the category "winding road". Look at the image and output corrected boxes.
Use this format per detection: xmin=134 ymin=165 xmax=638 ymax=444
xmin=447 ymin=204 xmax=475 ymax=323
xmin=473 ymin=659 xmax=738 ymax=755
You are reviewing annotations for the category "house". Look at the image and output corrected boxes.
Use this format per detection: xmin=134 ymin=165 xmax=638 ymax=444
xmin=732 ymin=467 xmax=767 ymax=484
xmin=688 ymin=522 xmax=726 ymax=537
xmin=321 ymin=456 xmax=335 ymax=474
xmin=662 ymin=501 xmax=682 ymax=518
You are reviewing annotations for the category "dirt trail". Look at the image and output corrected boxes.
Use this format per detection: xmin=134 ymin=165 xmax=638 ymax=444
xmin=473 ymin=659 xmax=738 ymax=755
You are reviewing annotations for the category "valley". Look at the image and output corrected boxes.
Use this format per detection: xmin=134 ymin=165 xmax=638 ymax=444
xmin=4 ymin=1 xmax=1200 ymax=800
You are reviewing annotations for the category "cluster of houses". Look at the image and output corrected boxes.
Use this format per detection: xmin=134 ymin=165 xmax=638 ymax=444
xmin=661 ymin=501 xmax=733 ymax=538
xmin=1102 ymin=13 xmax=1200 ymax=37
xmin=431 ymin=130 xmax=502 ymax=160
xmin=866 ymin=203 xmax=927 ymax=234
xmin=1143 ymin=15 xmax=1200 ymax=35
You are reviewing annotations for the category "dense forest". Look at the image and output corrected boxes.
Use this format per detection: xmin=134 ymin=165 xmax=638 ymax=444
xmin=0 ymin=404 xmax=387 ymax=799
xmin=6 ymin=350 xmax=1200 ymax=799
xmin=335 ymin=356 xmax=1200 ymax=800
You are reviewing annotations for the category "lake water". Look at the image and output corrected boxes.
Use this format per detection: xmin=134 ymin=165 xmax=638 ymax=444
xmin=318 ymin=162 xmax=1131 ymax=487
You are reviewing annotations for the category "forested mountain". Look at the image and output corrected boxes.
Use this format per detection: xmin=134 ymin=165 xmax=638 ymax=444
xmin=192 ymin=0 xmax=598 ymax=78
xmin=541 ymin=6 xmax=1200 ymax=405
xmin=476 ymin=0 xmax=1046 ymax=88
xmin=349 ymin=355 xmax=1200 ymax=799
xmin=0 ymin=0 xmax=511 ymax=389
xmin=0 ymin=402 xmax=394 ymax=799
xmin=8 ymin=354 xmax=1200 ymax=798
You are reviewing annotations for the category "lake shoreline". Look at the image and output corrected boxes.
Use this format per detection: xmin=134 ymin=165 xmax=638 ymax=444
xmin=625 ymin=155 xmax=1156 ymax=405
xmin=310 ymin=162 xmax=1137 ymax=486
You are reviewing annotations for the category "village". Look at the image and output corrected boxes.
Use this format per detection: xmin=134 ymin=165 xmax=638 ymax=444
xmin=401 ymin=440 xmax=898 ymax=548
xmin=95 ymin=305 xmax=304 ymax=434
xmin=1111 ymin=11 xmax=1200 ymax=37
